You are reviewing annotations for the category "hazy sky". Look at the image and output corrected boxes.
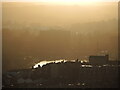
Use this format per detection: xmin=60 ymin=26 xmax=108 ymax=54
xmin=2 ymin=0 xmax=119 ymax=2
xmin=2 ymin=2 xmax=118 ymax=27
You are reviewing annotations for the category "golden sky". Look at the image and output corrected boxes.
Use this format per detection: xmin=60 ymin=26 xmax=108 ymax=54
xmin=2 ymin=2 xmax=118 ymax=26
xmin=2 ymin=0 xmax=119 ymax=2
xmin=2 ymin=0 xmax=119 ymax=5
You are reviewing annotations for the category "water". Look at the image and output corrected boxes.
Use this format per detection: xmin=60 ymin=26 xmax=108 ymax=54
xmin=33 ymin=59 xmax=118 ymax=68
xmin=33 ymin=59 xmax=77 ymax=68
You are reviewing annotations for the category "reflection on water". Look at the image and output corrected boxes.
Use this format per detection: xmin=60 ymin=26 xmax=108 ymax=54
xmin=33 ymin=59 xmax=77 ymax=68
xmin=33 ymin=59 xmax=119 ymax=69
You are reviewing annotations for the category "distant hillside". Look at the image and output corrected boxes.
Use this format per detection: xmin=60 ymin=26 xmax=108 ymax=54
xmin=2 ymin=19 xmax=118 ymax=71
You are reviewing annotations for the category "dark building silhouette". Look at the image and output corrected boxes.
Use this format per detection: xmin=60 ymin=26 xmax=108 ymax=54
xmin=89 ymin=55 xmax=109 ymax=65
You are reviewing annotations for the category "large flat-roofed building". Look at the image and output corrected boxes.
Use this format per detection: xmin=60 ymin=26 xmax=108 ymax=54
xmin=89 ymin=55 xmax=109 ymax=65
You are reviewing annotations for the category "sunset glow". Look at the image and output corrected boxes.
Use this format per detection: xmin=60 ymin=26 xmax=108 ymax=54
xmin=41 ymin=0 xmax=97 ymax=5
xmin=2 ymin=0 xmax=119 ymax=5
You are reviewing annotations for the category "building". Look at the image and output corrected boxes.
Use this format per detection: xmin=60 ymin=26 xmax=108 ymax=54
xmin=89 ymin=55 xmax=109 ymax=65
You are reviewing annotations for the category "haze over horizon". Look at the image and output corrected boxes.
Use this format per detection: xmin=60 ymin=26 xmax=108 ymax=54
xmin=3 ymin=2 xmax=118 ymax=26
xmin=2 ymin=2 xmax=119 ymax=71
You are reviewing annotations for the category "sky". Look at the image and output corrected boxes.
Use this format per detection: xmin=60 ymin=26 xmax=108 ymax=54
xmin=1 ymin=0 xmax=120 ymax=4
xmin=1 ymin=0 xmax=119 ymax=6
xmin=1 ymin=0 xmax=119 ymax=2
xmin=2 ymin=1 xmax=118 ymax=26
